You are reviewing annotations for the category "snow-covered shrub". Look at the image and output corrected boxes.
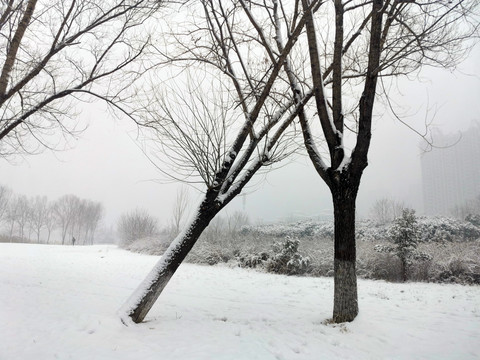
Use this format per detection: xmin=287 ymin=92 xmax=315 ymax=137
xmin=362 ymin=252 xmax=403 ymax=281
xmin=375 ymin=209 xmax=432 ymax=281
xmin=434 ymin=256 xmax=480 ymax=285
xmin=186 ymin=241 xmax=234 ymax=265
xmin=265 ymin=237 xmax=310 ymax=275
xmin=306 ymin=247 xmax=333 ymax=277
xmin=124 ymin=236 xmax=170 ymax=255
xmin=205 ymin=253 xmax=229 ymax=266
xmin=417 ymin=216 xmax=480 ymax=242
xmin=465 ymin=213 xmax=480 ymax=227
xmin=237 ymin=252 xmax=269 ymax=269
xmin=437 ymin=245 xmax=479 ymax=284
xmin=408 ymin=258 xmax=433 ymax=282
xmin=119 ymin=214 xmax=480 ymax=285
xmin=240 ymin=220 xmax=334 ymax=239
xmin=354 ymin=220 xmax=390 ymax=242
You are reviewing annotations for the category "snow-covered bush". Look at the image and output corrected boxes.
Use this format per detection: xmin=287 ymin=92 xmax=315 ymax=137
xmin=240 ymin=220 xmax=334 ymax=239
xmin=359 ymin=251 xmax=403 ymax=282
xmin=123 ymin=236 xmax=171 ymax=255
xmin=428 ymin=241 xmax=480 ymax=285
xmin=265 ymin=237 xmax=310 ymax=275
xmin=376 ymin=209 xmax=432 ymax=281
xmin=356 ymin=216 xmax=480 ymax=243
xmin=120 ymin=215 xmax=480 ymax=285
xmin=417 ymin=216 xmax=480 ymax=242
xmin=434 ymin=257 xmax=480 ymax=285
xmin=237 ymin=252 xmax=269 ymax=269
xmin=305 ymin=246 xmax=333 ymax=277
xmin=186 ymin=241 xmax=234 ymax=265
xmin=356 ymin=220 xmax=390 ymax=242
xmin=465 ymin=213 xmax=480 ymax=227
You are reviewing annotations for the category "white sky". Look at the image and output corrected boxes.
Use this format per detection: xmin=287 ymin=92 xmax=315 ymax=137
xmin=1 ymin=45 xmax=479 ymax=228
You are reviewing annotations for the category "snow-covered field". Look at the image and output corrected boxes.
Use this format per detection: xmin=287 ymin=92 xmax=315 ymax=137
xmin=1 ymin=244 xmax=479 ymax=360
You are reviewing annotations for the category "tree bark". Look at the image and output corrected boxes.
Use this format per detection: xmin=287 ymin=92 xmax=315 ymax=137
xmin=331 ymin=177 xmax=359 ymax=323
xmin=120 ymin=194 xmax=219 ymax=324
xmin=401 ymin=257 xmax=408 ymax=282
xmin=0 ymin=0 xmax=37 ymax=99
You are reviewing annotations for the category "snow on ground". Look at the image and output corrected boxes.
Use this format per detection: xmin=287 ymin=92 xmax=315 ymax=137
xmin=1 ymin=244 xmax=479 ymax=360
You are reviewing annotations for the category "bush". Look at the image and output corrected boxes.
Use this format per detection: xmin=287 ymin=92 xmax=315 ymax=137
xmin=434 ymin=257 xmax=480 ymax=285
xmin=375 ymin=209 xmax=432 ymax=281
xmin=465 ymin=213 xmax=480 ymax=227
xmin=240 ymin=220 xmax=334 ymax=239
xmin=265 ymin=237 xmax=310 ymax=275
xmin=361 ymin=252 xmax=403 ymax=282
xmin=121 ymin=215 xmax=480 ymax=285
xmin=238 ymin=252 xmax=270 ymax=269
xmin=417 ymin=216 xmax=480 ymax=242
xmin=124 ymin=236 xmax=170 ymax=255
xmin=186 ymin=244 xmax=232 ymax=265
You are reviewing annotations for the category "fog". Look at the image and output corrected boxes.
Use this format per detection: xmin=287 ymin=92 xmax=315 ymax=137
xmin=1 ymin=45 xmax=478 ymax=228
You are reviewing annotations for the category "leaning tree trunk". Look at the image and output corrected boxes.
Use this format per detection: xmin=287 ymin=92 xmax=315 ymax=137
xmin=331 ymin=180 xmax=359 ymax=323
xmin=119 ymin=194 xmax=219 ymax=324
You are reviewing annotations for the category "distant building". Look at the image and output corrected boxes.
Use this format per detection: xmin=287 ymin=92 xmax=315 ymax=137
xmin=421 ymin=122 xmax=480 ymax=215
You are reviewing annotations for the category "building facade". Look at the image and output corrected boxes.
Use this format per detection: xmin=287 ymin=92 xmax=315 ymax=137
xmin=421 ymin=123 xmax=480 ymax=215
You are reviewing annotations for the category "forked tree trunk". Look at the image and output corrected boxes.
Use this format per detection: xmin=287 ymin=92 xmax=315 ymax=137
xmin=331 ymin=182 xmax=359 ymax=323
xmin=120 ymin=195 xmax=219 ymax=324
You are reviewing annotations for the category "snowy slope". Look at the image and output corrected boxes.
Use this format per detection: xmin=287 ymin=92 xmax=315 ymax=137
xmin=1 ymin=243 xmax=479 ymax=360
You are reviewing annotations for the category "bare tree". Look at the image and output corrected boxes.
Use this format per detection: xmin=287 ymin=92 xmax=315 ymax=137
xmin=370 ymin=198 xmax=406 ymax=224
xmin=171 ymin=186 xmax=190 ymax=237
xmin=82 ymin=201 xmax=104 ymax=245
xmin=201 ymin=215 xmax=226 ymax=243
xmin=14 ymin=194 xmax=29 ymax=239
xmin=371 ymin=199 xmax=393 ymax=225
xmin=6 ymin=194 xmax=19 ymax=237
xmin=44 ymin=202 xmax=56 ymax=244
xmin=117 ymin=208 xmax=158 ymax=246
xmin=69 ymin=198 xmax=90 ymax=245
xmin=0 ymin=184 xmax=12 ymax=224
xmin=53 ymin=195 xmax=103 ymax=245
xmin=121 ymin=0 xmax=478 ymax=324
xmin=120 ymin=0 xmax=317 ymax=323
xmin=0 ymin=0 xmax=162 ymax=157
xmin=30 ymin=195 xmax=48 ymax=243
xmin=54 ymin=194 xmax=79 ymax=245
xmin=226 ymin=211 xmax=249 ymax=235
xmin=293 ymin=0 xmax=478 ymax=322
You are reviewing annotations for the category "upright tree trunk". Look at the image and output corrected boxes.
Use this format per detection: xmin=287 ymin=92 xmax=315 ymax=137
xmin=331 ymin=180 xmax=359 ymax=323
xmin=120 ymin=195 xmax=219 ymax=324
xmin=401 ymin=257 xmax=408 ymax=282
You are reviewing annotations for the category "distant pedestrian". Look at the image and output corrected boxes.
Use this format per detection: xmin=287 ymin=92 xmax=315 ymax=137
xmin=72 ymin=236 xmax=76 ymax=246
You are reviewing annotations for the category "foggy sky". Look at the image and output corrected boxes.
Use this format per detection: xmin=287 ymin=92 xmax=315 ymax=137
xmin=1 ymin=45 xmax=478 ymax=228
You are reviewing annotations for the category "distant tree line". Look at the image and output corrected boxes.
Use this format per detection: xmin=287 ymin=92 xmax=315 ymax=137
xmin=0 ymin=185 xmax=103 ymax=245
